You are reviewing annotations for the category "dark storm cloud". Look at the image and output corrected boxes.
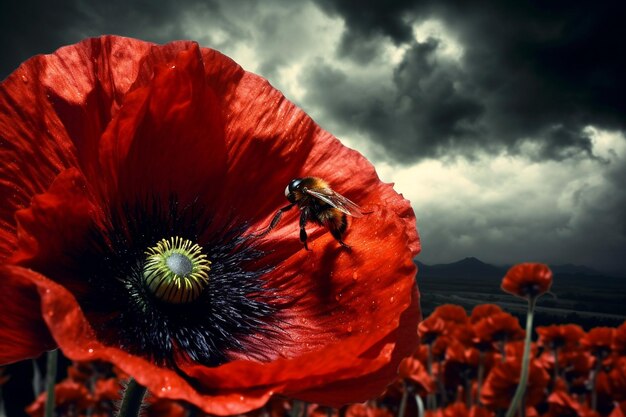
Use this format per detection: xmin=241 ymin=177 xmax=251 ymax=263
xmin=0 ymin=0 xmax=258 ymax=79
xmin=1 ymin=0 xmax=196 ymax=78
xmin=309 ymin=0 xmax=626 ymax=162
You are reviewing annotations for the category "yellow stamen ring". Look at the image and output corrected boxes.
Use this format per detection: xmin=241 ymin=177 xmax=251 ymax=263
xmin=143 ymin=237 xmax=211 ymax=304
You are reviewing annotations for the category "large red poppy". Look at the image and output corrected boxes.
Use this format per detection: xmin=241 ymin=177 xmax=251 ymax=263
xmin=0 ymin=36 xmax=420 ymax=414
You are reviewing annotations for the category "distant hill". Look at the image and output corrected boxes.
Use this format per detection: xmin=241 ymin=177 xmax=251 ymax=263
xmin=416 ymin=257 xmax=611 ymax=279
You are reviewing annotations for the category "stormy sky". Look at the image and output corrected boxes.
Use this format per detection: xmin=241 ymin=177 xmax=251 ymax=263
xmin=2 ymin=0 xmax=625 ymax=275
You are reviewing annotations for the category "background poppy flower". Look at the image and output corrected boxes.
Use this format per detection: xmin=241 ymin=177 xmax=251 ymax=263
xmin=501 ymin=263 xmax=552 ymax=299
xmin=536 ymin=324 xmax=585 ymax=351
xmin=480 ymin=358 xmax=549 ymax=410
xmin=0 ymin=36 xmax=420 ymax=415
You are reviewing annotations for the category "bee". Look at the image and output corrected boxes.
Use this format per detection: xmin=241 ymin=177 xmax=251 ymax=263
xmin=257 ymin=177 xmax=364 ymax=250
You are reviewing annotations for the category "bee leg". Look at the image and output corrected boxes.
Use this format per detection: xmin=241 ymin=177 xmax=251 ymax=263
xmin=255 ymin=203 xmax=295 ymax=237
xmin=299 ymin=209 xmax=311 ymax=251
xmin=328 ymin=214 xmax=350 ymax=249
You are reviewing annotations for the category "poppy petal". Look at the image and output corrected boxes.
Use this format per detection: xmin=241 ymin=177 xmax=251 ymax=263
xmin=98 ymin=41 xmax=228 ymax=209
xmin=0 ymin=265 xmax=55 ymax=364
xmin=11 ymin=168 xmax=102 ymax=272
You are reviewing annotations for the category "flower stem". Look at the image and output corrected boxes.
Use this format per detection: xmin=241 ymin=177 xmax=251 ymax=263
xmin=44 ymin=349 xmax=58 ymax=417
xmin=476 ymin=350 xmax=485 ymax=405
xmin=118 ymin=378 xmax=147 ymax=417
xmin=398 ymin=381 xmax=409 ymax=417
xmin=504 ymin=297 xmax=536 ymax=417
xmin=415 ymin=394 xmax=425 ymax=417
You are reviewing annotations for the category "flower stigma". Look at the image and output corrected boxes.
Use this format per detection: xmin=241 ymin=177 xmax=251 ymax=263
xmin=143 ymin=237 xmax=211 ymax=304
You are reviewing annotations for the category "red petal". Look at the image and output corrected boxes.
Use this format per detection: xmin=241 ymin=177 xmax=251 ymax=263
xmin=98 ymin=41 xmax=228 ymax=211
xmin=0 ymin=265 xmax=55 ymax=364
xmin=11 ymin=168 xmax=102 ymax=273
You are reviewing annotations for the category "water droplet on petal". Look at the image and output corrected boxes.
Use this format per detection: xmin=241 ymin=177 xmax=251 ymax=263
xmin=239 ymin=395 xmax=245 ymax=401
xmin=390 ymin=296 xmax=395 ymax=303
xmin=21 ymin=75 xmax=28 ymax=83
xmin=352 ymin=272 xmax=359 ymax=281
xmin=87 ymin=348 xmax=94 ymax=354
xmin=347 ymin=325 xmax=353 ymax=333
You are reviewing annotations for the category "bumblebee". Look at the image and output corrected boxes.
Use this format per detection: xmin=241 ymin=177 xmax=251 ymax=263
xmin=258 ymin=177 xmax=363 ymax=250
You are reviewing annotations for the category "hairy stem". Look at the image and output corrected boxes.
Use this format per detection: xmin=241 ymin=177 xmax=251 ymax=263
xmin=117 ymin=378 xmax=147 ymax=417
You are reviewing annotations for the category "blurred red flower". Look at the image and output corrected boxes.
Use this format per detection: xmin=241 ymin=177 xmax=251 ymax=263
xmin=418 ymin=316 xmax=447 ymax=344
xmin=473 ymin=312 xmax=524 ymax=350
xmin=398 ymin=356 xmax=436 ymax=394
xmin=582 ymin=327 xmax=616 ymax=359
xmin=469 ymin=305 xmax=503 ymax=324
xmin=536 ymin=324 xmax=585 ymax=350
xmin=501 ymin=263 xmax=552 ymax=299
xmin=0 ymin=36 xmax=420 ymax=414
xmin=345 ymin=403 xmax=393 ymax=417
xmin=613 ymin=321 xmax=626 ymax=356
xmin=481 ymin=357 xmax=549 ymax=410
xmin=26 ymin=380 xmax=93 ymax=417
xmin=431 ymin=305 xmax=469 ymax=326
xmin=544 ymin=389 xmax=600 ymax=417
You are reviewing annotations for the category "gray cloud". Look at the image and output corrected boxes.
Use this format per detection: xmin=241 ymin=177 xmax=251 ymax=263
xmin=307 ymin=0 xmax=626 ymax=163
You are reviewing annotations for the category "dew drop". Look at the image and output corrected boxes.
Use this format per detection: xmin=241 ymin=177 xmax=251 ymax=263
xmin=170 ymin=65 xmax=177 ymax=69
xmin=347 ymin=325 xmax=353 ymax=333
xmin=239 ymin=396 xmax=245 ymax=401
xmin=352 ymin=272 xmax=359 ymax=281
xmin=87 ymin=348 xmax=94 ymax=354
xmin=390 ymin=296 xmax=395 ymax=303
xmin=161 ymin=387 xmax=167 ymax=392
xmin=21 ymin=75 xmax=28 ymax=83
xmin=45 ymin=289 xmax=51 ymax=294
xmin=334 ymin=292 xmax=343 ymax=301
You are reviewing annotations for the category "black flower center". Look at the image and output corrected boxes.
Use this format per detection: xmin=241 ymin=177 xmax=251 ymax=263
xmin=143 ymin=237 xmax=211 ymax=303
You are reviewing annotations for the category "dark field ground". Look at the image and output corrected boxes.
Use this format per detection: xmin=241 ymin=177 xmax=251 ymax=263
xmin=417 ymin=258 xmax=626 ymax=330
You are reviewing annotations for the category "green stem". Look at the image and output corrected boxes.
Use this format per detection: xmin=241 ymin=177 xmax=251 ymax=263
xmin=398 ymin=381 xmax=409 ymax=417
xmin=504 ymin=297 xmax=536 ymax=417
xmin=590 ymin=356 xmax=602 ymax=410
xmin=44 ymin=349 xmax=58 ymax=417
xmin=477 ymin=350 xmax=485 ymax=405
xmin=415 ymin=394 xmax=425 ymax=417
xmin=117 ymin=378 xmax=147 ymax=417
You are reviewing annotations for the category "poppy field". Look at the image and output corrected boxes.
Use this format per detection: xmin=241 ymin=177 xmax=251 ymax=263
xmin=2 ymin=261 xmax=626 ymax=417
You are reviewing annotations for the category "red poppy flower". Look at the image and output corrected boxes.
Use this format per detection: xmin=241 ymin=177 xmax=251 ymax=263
xmin=473 ymin=312 xmax=524 ymax=348
xmin=0 ymin=36 xmax=420 ymax=414
xmin=544 ymin=389 xmax=600 ymax=417
xmin=480 ymin=358 xmax=549 ymax=410
xmin=613 ymin=321 xmax=626 ymax=356
xmin=536 ymin=324 xmax=585 ymax=351
xmin=431 ymin=305 xmax=469 ymax=325
xmin=501 ymin=263 xmax=552 ymax=299
xmin=418 ymin=316 xmax=447 ymax=344
xmin=26 ymin=380 xmax=94 ymax=417
xmin=398 ymin=356 xmax=435 ymax=393
xmin=582 ymin=327 xmax=616 ymax=358
xmin=427 ymin=403 xmax=495 ymax=417
xmin=608 ymin=357 xmax=626 ymax=403
xmin=469 ymin=305 xmax=503 ymax=324
xmin=345 ymin=403 xmax=394 ymax=417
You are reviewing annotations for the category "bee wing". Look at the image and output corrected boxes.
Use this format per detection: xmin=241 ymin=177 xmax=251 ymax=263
xmin=305 ymin=188 xmax=364 ymax=218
